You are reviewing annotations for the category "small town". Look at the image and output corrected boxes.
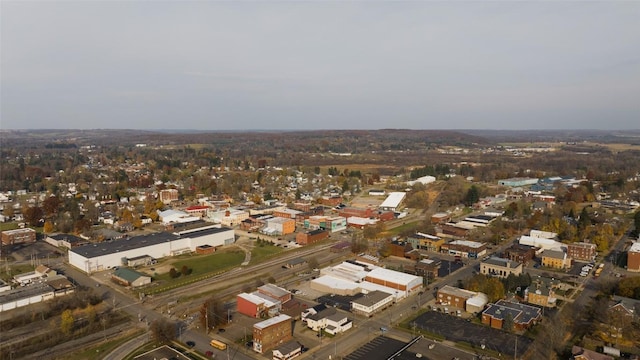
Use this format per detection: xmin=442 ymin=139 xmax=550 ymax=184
xmin=2 ymin=2 xmax=640 ymax=360
xmin=1 ymin=129 xmax=639 ymax=360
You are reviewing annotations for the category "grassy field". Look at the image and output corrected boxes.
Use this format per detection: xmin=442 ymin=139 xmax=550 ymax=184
xmin=250 ymin=244 xmax=283 ymax=262
xmin=0 ymin=263 xmax=35 ymax=282
xmin=143 ymin=250 xmax=245 ymax=294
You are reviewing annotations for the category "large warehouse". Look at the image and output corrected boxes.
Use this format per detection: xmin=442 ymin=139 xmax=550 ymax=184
xmin=68 ymin=226 xmax=235 ymax=273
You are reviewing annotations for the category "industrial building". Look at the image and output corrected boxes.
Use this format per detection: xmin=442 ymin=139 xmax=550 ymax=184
xmin=68 ymin=226 xmax=234 ymax=273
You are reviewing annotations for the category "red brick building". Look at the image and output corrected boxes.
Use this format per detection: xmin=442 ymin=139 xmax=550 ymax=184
xmin=567 ymin=242 xmax=597 ymax=262
xmin=253 ymin=314 xmax=293 ymax=354
xmin=503 ymin=244 xmax=537 ymax=264
xmin=628 ymin=242 xmax=640 ymax=272
xmin=295 ymin=229 xmax=329 ymax=245
xmin=1 ymin=228 xmax=37 ymax=245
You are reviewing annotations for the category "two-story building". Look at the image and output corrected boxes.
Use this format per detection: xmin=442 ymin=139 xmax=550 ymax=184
xmin=441 ymin=240 xmax=487 ymax=259
xmin=541 ymin=249 xmax=571 ymax=270
xmin=480 ymin=257 xmax=523 ymax=278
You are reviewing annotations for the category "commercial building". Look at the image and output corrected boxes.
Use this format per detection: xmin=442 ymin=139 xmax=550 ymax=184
xmin=44 ymin=233 xmax=88 ymax=249
xmin=237 ymin=292 xmax=279 ymax=318
xmin=541 ymin=249 xmax=571 ymax=270
xmin=482 ymin=300 xmax=542 ymax=330
xmin=303 ymin=216 xmax=347 ymax=233
xmin=436 ymin=285 xmax=477 ymax=309
xmin=480 ymin=257 xmax=523 ymax=278
xmin=1 ymin=228 xmax=36 ymax=245
xmin=295 ymin=229 xmax=329 ymax=245
xmin=350 ymin=290 xmax=395 ymax=317
xmin=264 ymin=217 xmax=296 ymax=236
xmin=253 ymin=314 xmax=292 ymax=354
xmin=567 ymin=242 xmax=597 ymax=262
xmin=406 ymin=232 xmax=444 ymax=252
xmin=441 ymin=240 xmax=487 ymax=259
xmin=258 ymin=284 xmax=292 ymax=304
xmin=0 ymin=275 xmax=74 ymax=312
xmin=497 ymin=178 xmax=539 ymax=187
xmin=378 ymin=192 xmax=406 ymax=212
xmin=626 ymin=242 xmax=640 ymax=272
xmin=68 ymin=226 xmax=234 ymax=273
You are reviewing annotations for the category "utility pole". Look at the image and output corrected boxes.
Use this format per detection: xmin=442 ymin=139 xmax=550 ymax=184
xmin=514 ymin=335 xmax=517 ymax=360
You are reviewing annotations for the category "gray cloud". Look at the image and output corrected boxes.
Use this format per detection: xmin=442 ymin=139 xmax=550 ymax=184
xmin=1 ymin=1 xmax=639 ymax=130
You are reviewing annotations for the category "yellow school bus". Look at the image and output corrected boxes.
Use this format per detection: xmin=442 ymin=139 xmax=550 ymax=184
xmin=210 ymin=339 xmax=227 ymax=350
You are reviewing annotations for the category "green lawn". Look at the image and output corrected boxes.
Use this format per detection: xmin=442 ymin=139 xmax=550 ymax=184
xmin=144 ymin=250 xmax=245 ymax=293
xmin=251 ymin=244 xmax=283 ymax=262
xmin=172 ymin=250 xmax=245 ymax=276
xmin=385 ymin=221 xmax=419 ymax=236
xmin=0 ymin=264 xmax=35 ymax=282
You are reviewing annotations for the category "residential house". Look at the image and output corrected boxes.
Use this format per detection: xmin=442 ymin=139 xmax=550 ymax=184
xmin=609 ymin=295 xmax=640 ymax=321
xmin=525 ymin=277 xmax=560 ymax=308
xmin=571 ymin=346 xmax=614 ymax=360
xmin=304 ymin=306 xmax=352 ymax=335
xmin=272 ymin=340 xmax=302 ymax=360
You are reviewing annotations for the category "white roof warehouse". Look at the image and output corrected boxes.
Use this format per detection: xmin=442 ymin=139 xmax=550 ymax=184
xmin=68 ymin=226 xmax=234 ymax=273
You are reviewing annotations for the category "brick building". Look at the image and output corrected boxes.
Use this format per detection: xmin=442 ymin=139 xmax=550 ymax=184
xmin=295 ymin=229 xmax=329 ymax=245
xmin=627 ymin=242 xmax=640 ymax=272
xmin=482 ymin=300 xmax=541 ymax=330
xmin=388 ymin=240 xmax=414 ymax=258
xmin=159 ymin=188 xmax=179 ymax=204
xmin=436 ymin=285 xmax=476 ymax=309
xmin=567 ymin=242 xmax=597 ymax=262
xmin=407 ymin=232 xmax=445 ymax=252
xmin=440 ymin=240 xmax=487 ymax=259
xmin=1 ymin=228 xmax=37 ymax=245
xmin=503 ymin=244 xmax=537 ymax=264
xmin=253 ymin=314 xmax=293 ymax=354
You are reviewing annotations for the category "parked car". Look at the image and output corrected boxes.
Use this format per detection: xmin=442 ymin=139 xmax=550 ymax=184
xmin=186 ymin=341 xmax=196 ymax=347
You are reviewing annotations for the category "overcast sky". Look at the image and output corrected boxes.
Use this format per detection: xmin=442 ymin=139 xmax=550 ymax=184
xmin=2 ymin=1 xmax=639 ymax=131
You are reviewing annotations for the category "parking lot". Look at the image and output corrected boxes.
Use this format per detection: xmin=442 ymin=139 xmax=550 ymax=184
xmin=413 ymin=311 xmax=531 ymax=357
